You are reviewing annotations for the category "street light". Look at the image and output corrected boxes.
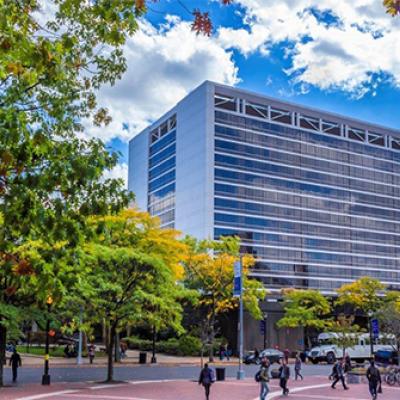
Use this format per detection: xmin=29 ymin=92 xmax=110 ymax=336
xmin=234 ymin=258 xmax=245 ymax=380
xmin=42 ymin=296 xmax=53 ymax=385
xmin=368 ymin=310 xmax=374 ymax=359
xmin=151 ymin=325 xmax=157 ymax=364
xmin=263 ymin=312 xmax=268 ymax=350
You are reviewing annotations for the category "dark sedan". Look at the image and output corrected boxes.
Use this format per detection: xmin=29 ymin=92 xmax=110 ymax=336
xmin=244 ymin=348 xmax=284 ymax=365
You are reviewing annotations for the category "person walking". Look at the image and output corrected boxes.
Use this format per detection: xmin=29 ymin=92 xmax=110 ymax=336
xmin=88 ymin=344 xmax=95 ymax=364
xmin=330 ymin=359 xmax=349 ymax=390
xmin=344 ymin=353 xmax=352 ymax=373
xmin=258 ymin=357 xmax=270 ymax=400
xmin=366 ymin=359 xmax=382 ymax=400
xmin=278 ymin=359 xmax=290 ymax=396
xmin=284 ymin=348 xmax=290 ymax=363
xmin=9 ymin=349 xmax=22 ymax=382
xmin=198 ymin=363 xmax=215 ymax=400
xmin=219 ymin=344 xmax=225 ymax=361
xmin=294 ymin=354 xmax=303 ymax=380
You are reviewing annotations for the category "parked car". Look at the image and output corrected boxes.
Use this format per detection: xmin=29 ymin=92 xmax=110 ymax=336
xmin=375 ymin=349 xmax=399 ymax=366
xmin=244 ymin=348 xmax=284 ymax=365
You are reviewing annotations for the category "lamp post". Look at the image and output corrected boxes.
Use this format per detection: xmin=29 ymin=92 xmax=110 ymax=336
xmin=151 ymin=325 xmax=157 ymax=364
xmin=42 ymin=296 xmax=53 ymax=385
xmin=368 ymin=310 xmax=374 ymax=359
xmin=234 ymin=258 xmax=245 ymax=380
xmin=263 ymin=312 xmax=268 ymax=350
xmin=77 ymin=306 xmax=83 ymax=365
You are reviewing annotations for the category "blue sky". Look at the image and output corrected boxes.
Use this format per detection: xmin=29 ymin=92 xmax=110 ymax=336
xmin=98 ymin=0 xmax=400 ymax=181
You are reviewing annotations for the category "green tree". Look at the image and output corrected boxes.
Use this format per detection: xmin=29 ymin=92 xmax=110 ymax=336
xmin=376 ymin=294 xmax=400 ymax=365
xmin=330 ymin=314 xmax=362 ymax=359
xmin=76 ymin=210 xmax=188 ymax=382
xmin=277 ymin=289 xmax=332 ymax=348
xmin=182 ymin=236 xmax=267 ymax=361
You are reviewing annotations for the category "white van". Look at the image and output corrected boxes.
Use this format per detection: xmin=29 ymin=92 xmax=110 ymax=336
xmin=308 ymin=332 xmax=395 ymax=364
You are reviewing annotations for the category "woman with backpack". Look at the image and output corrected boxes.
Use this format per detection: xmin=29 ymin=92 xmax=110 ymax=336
xmin=198 ymin=363 xmax=215 ymax=400
xmin=257 ymin=357 xmax=270 ymax=400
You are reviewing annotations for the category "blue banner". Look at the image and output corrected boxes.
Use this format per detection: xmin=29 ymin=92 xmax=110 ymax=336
xmin=371 ymin=319 xmax=379 ymax=339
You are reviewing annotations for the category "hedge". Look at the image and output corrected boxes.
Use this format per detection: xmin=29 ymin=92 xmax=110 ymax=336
xmin=123 ymin=335 xmax=223 ymax=357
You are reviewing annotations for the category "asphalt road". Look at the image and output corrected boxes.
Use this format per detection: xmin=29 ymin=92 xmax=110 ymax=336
xmin=2 ymin=363 xmax=332 ymax=386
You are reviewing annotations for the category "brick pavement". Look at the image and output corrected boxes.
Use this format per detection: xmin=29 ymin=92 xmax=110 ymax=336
xmin=0 ymin=376 xmax=399 ymax=400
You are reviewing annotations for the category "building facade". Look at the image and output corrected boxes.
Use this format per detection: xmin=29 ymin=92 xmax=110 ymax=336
xmin=129 ymin=81 xmax=400 ymax=348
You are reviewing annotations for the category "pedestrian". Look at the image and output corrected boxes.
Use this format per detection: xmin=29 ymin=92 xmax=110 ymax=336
xmin=284 ymin=348 xmax=290 ymax=363
xmin=198 ymin=363 xmax=215 ymax=400
xmin=88 ymin=344 xmax=95 ymax=364
xmin=226 ymin=344 xmax=232 ymax=361
xmin=366 ymin=359 xmax=382 ymax=400
xmin=9 ymin=348 xmax=22 ymax=382
xmin=258 ymin=357 xmax=270 ymax=400
xmin=278 ymin=359 xmax=290 ymax=396
xmin=219 ymin=344 xmax=225 ymax=361
xmin=344 ymin=353 xmax=352 ymax=373
xmin=294 ymin=354 xmax=303 ymax=380
xmin=330 ymin=359 xmax=349 ymax=390
xmin=254 ymin=347 xmax=260 ymax=360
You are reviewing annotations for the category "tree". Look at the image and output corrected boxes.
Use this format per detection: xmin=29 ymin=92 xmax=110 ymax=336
xmin=182 ymin=236 xmax=266 ymax=361
xmin=376 ymin=294 xmax=400 ymax=365
xmin=77 ymin=210 xmax=188 ymax=382
xmin=330 ymin=314 xmax=362 ymax=359
xmin=336 ymin=277 xmax=386 ymax=315
xmin=277 ymin=289 xmax=332 ymax=348
xmin=384 ymin=0 xmax=400 ymax=16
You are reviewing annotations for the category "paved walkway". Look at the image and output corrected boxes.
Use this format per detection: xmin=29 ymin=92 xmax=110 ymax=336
xmin=1 ymin=376 xmax=399 ymax=400
xmin=7 ymin=350 xmax=239 ymax=367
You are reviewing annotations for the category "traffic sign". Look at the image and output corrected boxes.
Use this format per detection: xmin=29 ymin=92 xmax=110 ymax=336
xmin=371 ymin=319 xmax=379 ymax=339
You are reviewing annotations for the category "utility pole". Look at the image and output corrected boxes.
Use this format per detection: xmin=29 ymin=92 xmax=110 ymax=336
xmin=77 ymin=306 xmax=83 ymax=365
xmin=234 ymin=258 xmax=245 ymax=380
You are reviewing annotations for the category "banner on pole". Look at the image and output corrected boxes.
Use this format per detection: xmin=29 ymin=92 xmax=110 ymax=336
xmin=233 ymin=260 xmax=242 ymax=297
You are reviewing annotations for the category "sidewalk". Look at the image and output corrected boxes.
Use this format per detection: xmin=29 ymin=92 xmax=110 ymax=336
xmin=1 ymin=376 xmax=399 ymax=400
xmin=6 ymin=349 xmax=241 ymax=367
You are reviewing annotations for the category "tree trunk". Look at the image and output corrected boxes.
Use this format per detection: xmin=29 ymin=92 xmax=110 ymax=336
xmin=107 ymin=323 xmax=116 ymax=382
xmin=0 ymin=324 xmax=7 ymax=387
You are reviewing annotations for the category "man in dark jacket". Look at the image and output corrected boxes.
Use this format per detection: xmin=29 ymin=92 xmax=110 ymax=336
xmin=331 ymin=359 xmax=349 ymax=390
xmin=278 ymin=359 xmax=290 ymax=396
xmin=366 ymin=359 xmax=382 ymax=400
xmin=9 ymin=349 xmax=22 ymax=382
xmin=198 ymin=363 xmax=214 ymax=400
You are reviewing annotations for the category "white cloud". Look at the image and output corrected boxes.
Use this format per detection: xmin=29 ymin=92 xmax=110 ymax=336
xmin=217 ymin=0 xmax=400 ymax=96
xmin=102 ymin=163 xmax=128 ymax=188
xmin=84 ymin=17 xmax=239 ymax=143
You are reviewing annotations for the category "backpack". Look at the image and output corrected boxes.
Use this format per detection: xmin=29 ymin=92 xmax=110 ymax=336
xmin=210 ymin=368 xmax=216 ymax=383
xmin=255 ymin=370 xmax=261 ymax=382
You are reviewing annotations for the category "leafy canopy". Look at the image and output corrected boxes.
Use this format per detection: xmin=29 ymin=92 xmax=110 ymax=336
xmin=277 ymin=289 xmax=332 ymax=330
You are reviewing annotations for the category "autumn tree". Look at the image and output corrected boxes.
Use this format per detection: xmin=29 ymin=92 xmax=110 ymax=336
xmin=182 ymin=236 xmax=266 ymax=361
xmin=384 ymin=0 xmax=400 ymax=16
xmin=336 ymin=277 xmax=386 ymax=316
xmin=277 ymin=289 xmax=332 ymax=348
xmin=75 ymin=210 xmax=188 ymax=382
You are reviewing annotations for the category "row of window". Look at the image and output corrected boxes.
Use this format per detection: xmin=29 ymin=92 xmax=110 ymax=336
xmin=215 ymin=153 xmax=400 ymax=198
xmin=148 ymin=169 xmax=175 ymax=193
xmin=149 ymin=142 xmax=176 ymax=169
xmin=214 ymin=168 xmax=400 ymax=209
xmin=214 ymin=181 xmax=400 ymax=221
xmin=150 ymin=130 xmax=176 ymax=157
xmin=214 ymin=133 xmax=400 ymax=186
xmin=250 ymin=262 xmax=400 ymax=281
xmin=148 ymin=194 xmax=175 ymax=215
xmin=215 ymin=94 xmax=395 ymax=153
xmin=215 ymin=124 xmax=400 ymax=176
xmin=149 ymin=156 xmax=175 ymax=181
xmin=214 ymin=197 xmax=400 ymax=233
xmin=215 ymin=111 xmax=400 ymax=164
xmin=214 ymin=212 xmax=399 ymax=244
xmin=157 ymin=209 xmax=175 ymax=226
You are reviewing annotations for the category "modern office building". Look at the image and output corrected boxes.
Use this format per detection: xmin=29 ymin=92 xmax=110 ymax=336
xmin=129 ymin=81 xmax=400 ymax=347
